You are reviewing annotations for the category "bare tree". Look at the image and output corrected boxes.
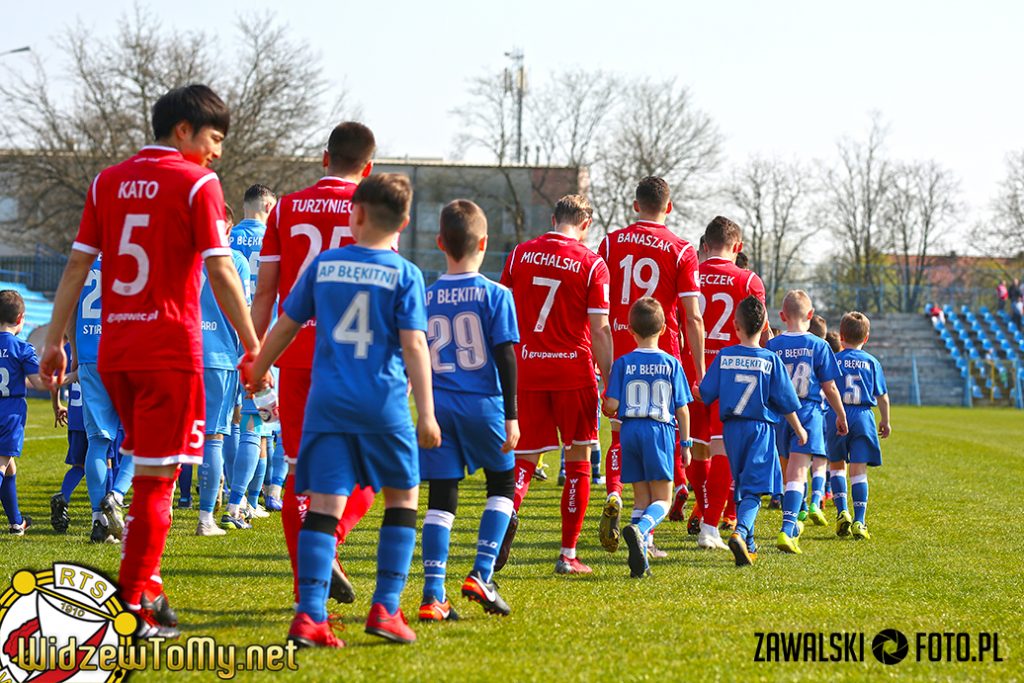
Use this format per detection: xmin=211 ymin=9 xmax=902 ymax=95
xmin=727 ymin=157 xmax=817 ymax=306
xmin=987 ymin=150 xmax=1024 ymax=256
xmin=819 ymin=116 xmax=892 ymax=312
xmin=590 ymin=78 xmax=722 ymax=236
xmin=882 ymin=161 xmax=959 ymax=312
xmin=0 ymin=5 xmax=348 ymax=252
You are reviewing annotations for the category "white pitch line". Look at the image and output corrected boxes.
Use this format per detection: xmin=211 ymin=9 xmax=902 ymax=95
xmin=24 ymin=434 xmax=66 ymax=441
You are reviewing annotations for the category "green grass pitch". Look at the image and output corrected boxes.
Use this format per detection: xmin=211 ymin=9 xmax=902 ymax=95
xmin=2 ymin=401 xmax=1021 ymax=681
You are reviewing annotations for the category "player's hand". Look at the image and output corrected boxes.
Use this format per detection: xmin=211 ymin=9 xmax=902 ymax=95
xmin=835 ymin=414 xmax=849 ymax=436
xmin=502 ymin=419 xmax=520 ymax=453
xmin=39 ymin=343 xmax=68 ymax=391
xmin=417 ymin=414 xmax=442 ymax=449
xmin=54 ymin=406 xmax=68 ymax=428
xmin=600 ymin=397 xmax=616 ymax=418
xmin=238 ymin=351 xmax=272 ymax=394
xmin=795 ymin=425 xmax=809 ymax=446
xmin=690 ymin=381 xmax=702 ymax=401
xmin=680 ymin=445 xmax=692 ymax=469
xmin=878 ymin=421 xmax=891 ymax=439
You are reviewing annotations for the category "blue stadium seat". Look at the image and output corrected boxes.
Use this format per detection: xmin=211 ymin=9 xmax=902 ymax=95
xmin=961 ymin=304 xmax=971 ymax=315
xmin=943 ymin=304 xmax=954 ymax=316
xmin=980 ymin=306 xmax=990 ymax=315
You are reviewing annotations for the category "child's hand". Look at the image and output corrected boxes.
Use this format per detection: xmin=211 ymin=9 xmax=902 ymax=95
xmin=680 ymin=445 xmax=692 ymax=469
xmin=879 ymin=421 xmax=891 ymax=439
xmin=417 ymin=413 xmax=442 ymax=449
xmin=238 ymin=351 xmax=271 ymax=394
xmin=835 ymin=414 xmax=849 ymax=436
xmin=690 ymin=381 xmax=702 ymax=401
xmin=53 ymin=406 xmax=68 ymax=428
xmin=601 ymin=396 xmax=618 ymax=418
xmin=502 ymin=419 xmax=520 ymax=453
xmin=795 ymin=424 xmax=809 ymax=446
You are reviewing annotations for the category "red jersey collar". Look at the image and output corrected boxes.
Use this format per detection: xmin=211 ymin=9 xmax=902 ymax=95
xmin=317 ymin=176 xmax=358 ymax=188
xmin=634 ymin=220 xmax=667 ymax=229
xmin=705 ymin=256 xmax=736 ymax=264
xmin=137 ymin=145 xmax=182 ymax=159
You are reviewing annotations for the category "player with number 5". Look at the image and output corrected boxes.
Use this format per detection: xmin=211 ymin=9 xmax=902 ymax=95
xmin=40 ymin=85 xmax=262 ymax=638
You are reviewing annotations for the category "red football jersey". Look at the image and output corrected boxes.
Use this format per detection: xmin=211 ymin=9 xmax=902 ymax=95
xmin=598 ymin=220 xmax=700 ymax=361
xmin=500 ymin=232 xmax=610 ymax=390
xmin=72 ymin=146 xmax=230 ymax=373
xmin=698 ymin=256 xmax=766 ymax=366
xmin=261 ymin=176 xmax=359 ymax=369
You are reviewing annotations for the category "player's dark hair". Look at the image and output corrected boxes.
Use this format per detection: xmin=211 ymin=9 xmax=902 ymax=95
xmin=629 ymin=297 xmax=665 ymax=339
xmin=0 ymin=290 xmax=25 ymax=326
xmin=825 ymin=331 xmax=841 ymax=354
xmin=809 ymin=314 xmax=827 ymax=339
xmin=224 ymin=202 xmax=235 ymax=225
xmin=704 ymin=216 xmax=742 ymax=250
xmin=352 ymin=173 xmax=412 ymax=232
xmin=243 ymin=184 xmax=276 ymax=205
xmin=151 ymin=84 xmax=230 ymax=141
xmin=635 ymin=176 xmax=670 ymax=214
xmin=439 ymin=199 xmax=487 ymax=261
xmin=735 ymin=251 xmax=749 ymax=269
xmin=327 ymin=122 xmax=376 ymax=174
xmin=840 ymin=311 xmax=870 ymax=345
xmin=735 ymin=295 xmax=766 ymax=337
xmin=553 ymin=194 xmax=593 ymax=226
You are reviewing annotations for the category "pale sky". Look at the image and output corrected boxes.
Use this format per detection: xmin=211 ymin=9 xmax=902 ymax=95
xmin=5 ymin=0 xmax=1022 ymax=238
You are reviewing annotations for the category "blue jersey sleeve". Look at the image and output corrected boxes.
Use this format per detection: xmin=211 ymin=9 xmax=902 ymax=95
xmin=606 ymin=357 xmax=625 ymax=403
xmin=282 ymin=256 xmax=318 ymax=324
xmin=672 ymin=358 xmax=693 ymax=410
xmin=396 ymin=264 xmax=427 ymax=332
xmin=768 ymin=354 xmax=801 ymax=416
xmin=873 ymin=357 xmax=888 ymax=397
xmin=699 ymin=355 xmax=722 ymax=405
xmin=21 ymin=341 xmax=40 ymax=375
xmin=816 ymin=342 xmax=842 ymax=385
xmin=489 ymin=285 xmax=519 ymax=348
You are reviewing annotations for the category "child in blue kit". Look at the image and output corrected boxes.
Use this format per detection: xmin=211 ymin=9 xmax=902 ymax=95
xmin=602 ymin=297 xmax=692 ymax=578
xmin=418 ymin=199 xmax=520 ymax=620
xmin=244 ymin=173 xmax=441 ymax=649
xmin=826 ymin=311 xmax=891 ymax=541
xmin=0 ymin=290 xmax=48 ymax=535
xmin=699 ymin=296 xmax=806 ymax=567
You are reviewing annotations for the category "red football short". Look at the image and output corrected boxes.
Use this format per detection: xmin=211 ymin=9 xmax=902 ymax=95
xmin=516 ymin=386 xmax=599 ymax=454
xmin=688 ymin=398 xmax=724 ymax=445
xmin=279 ymin=366 xmax=312 ymax=465
xmin=102 ymin=369 xmax=205 ymax=466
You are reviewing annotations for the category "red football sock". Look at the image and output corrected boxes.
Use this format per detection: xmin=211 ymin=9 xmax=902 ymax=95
xmin=560 ymin=460 xmax=591 ymax=550
xmin=118 ymin=475 xmax=174 ymax=610
xmin=282 ymin=477 xmax=303 ymax=601
xmin=724 ymin=480 xmax=737 ymax=521
xmin=702 ymin=455 xmax=732 ymax=527
xmin=512 ymin=458 xmax=536 ymax=512
xmin=336 ymin=484 xmax=375 ymax=544
xmin=687 ymin=459 xmax=710 ymax=517
xmin=605 ymin=432 xmax=622 ymax=496
xmin=673 ymin=443 xmax=687 ymax=488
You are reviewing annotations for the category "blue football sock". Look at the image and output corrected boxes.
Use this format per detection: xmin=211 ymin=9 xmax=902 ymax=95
xmin=297 ymin=513 xmax=338 ymax=623
xmin=177 ymin=465 xmax=193 ymax=502
xmin=735 ymin=495 xmax=761 ymax=549
xmin=421 ymin=509 xmax=454 ymax=602
xmin=199 ymin=438 xmax=224 ymax=514
xmin=637 ymin=500 xmax=668 ymax=537
xmin=61 ymin=466 xmax=85 ymax=502
xmin=474 ymin=496 xmax=513 ymax=583
xmin=831 ymin=472 xmax=848 ymax=515
xmin=270 ymin=439 xmax=287 ymax=488
xmin=810 ymin=474 xmax=826 ymax=508
xmin=851 ymin=475 xmax=868 ymax=525
xmin=800 ymin=483 xmax=809 ymax=512
xmin=111 ymin=456 xmax=134 ymax=499
xmin=229 ymin=430 xmax=260 ymax=508
xmin=85 ymin=436 xmax=111 ymax=512
xmin=781 ymin=483 xmax=803 ymax=536
xmin=824 ymin=469 xmax=832 ymax=495
xmin=373 ymin=508 xmax=417 ymax=613
xmin=631 ymin=508 xmax=643 ymax=526
xmin=223 ymin=422 xmax=240 ymax=490
xmin=0 ymin=473 xmax=23 ymax=525
xmin=247 ymin=457 xmax=267 ymax=507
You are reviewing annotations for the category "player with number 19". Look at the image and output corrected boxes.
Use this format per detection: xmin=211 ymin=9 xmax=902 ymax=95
xmin=699 ymin=296 xmax=805 ymax=567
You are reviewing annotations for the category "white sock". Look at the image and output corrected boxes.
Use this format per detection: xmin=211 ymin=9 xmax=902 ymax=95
xmin=227 ymin=503 xmax=239 ymax=516
xmin=198 ymin=511 xmax=214 ymax=525
xmin=701 ymin=522 xmax=719 ymax=536
xmin=560 ymin=546 xmax=576 ymax=559
xmin=269 ymin=484 xmax=281 ymax=499
xmin=112 ymin=491 xmax=124 ymax=506
xmin=92 ymin=511 xmax=105 ymax=524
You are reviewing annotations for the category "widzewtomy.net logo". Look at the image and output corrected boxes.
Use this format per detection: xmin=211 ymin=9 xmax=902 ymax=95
xmin=753 ymin=629 xmax=1006 ymax=665
xmin=0 ymin=564 xmax=298 ymax=681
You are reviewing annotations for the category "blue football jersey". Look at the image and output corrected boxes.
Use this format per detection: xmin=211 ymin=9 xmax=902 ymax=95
xmin=75 ymin=256 xmax=103 ymax=365
xmin=425 ymin=273 xmax=519 ymax=396
xmin=282 ymin=245 xmax=427 ymax=434
xmin=201 ymin=251 xmax=251 ymax=369
xmin=606 ymin=348 xmax=692 ymax=424
xmin=0 ymin=332 xmax=39 ymax=403
xmin=231 ymin=218 xmax=266 ymax=292
xmin=766 ymin=332 xmax=842 ymax=404
xmin=834 ymin=348 xmax=887 ymax=407
xmin=67 ymin=380 xmax=85 ymax=432
xmin=699 ymin=345 xmax=801 ymax=424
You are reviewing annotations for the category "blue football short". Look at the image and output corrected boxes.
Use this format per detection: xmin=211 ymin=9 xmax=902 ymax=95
xmin=203 ymin=368 xmax=238 ymax=436
xmin=776 ymin=402 xmax=827 ymax=457
xmin=723 ymin=419 xmax=783 ymax=499
xmin=0 ymin=400 xmax=27 ymax=457
xmin=295 ymin=425 xmax=419 ymax=496
xmin=826 ymin=407 xmax=882 ymax=466
xmin=79 ymin=363 xmax=120 ymax=441
xmin=65 ymin=429 xmax=88 ymax=466
xmin=619 ymin=418 xmax=675 ymax=484
xmin=420 ymin=391 xmax=510 ymax=480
